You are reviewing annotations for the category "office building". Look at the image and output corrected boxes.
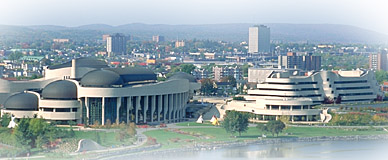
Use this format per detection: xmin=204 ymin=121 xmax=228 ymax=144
xmin=1 ymin=58 xmax=200 ymax=125
xmin=53 ymin=39 xmax=69 ymax=43
xmin=213 ymin=66 xmax=242 ymax=81
xmin=107 ymin=33 xmax=127 ymax=56
xmin=152 ymin=35 xmax=165 ymax=42
xmin=278 ymin=52 xmax=321 ymax=71
xmin=175 ymin=41 xmax=185 ymax=48
xmin=248 ymin=25 xmax=270 ymax=53
xmin=369 ymin=52 xmax=387 ymax=71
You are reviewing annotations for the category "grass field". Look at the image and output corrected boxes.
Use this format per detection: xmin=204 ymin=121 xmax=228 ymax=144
xmin=143 ymin=126 xmax=388 ymax=149
xmin=73 ymin=130 xmax=134 ymax=147
xmin=175 ymin=121 xmax=214 ymax=127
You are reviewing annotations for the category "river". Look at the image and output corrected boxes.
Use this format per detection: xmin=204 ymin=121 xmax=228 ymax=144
xmin=118 ymin=140 xmax=388 ymax=160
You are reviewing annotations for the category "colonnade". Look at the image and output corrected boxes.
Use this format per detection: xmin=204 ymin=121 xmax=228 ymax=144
xmin=83 ymin=92 xmax=190 ymax=125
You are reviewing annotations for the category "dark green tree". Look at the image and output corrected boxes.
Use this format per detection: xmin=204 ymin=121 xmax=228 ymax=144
xmin=13 ymin=118 xmax=32 ymax=150
xmin=264 ymin=120 xmax=286 ymax=137
xmin=0 ymin=113 xmax=11 ymax=127
xmin=200 ymin=78 xmax=216 ymax=95
xmin=220 ymin=75 xmax=237 ymax=87
xmin=180 ymin=64 xmax=196 ymax=74
xmin=222 ymin=110 xmax=250 ymax=136
xmin=8 ymin=52 xmax=23 ymax=61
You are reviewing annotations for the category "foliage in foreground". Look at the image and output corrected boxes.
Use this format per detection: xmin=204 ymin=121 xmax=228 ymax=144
xmin=257 ymin=120 xmax=286 ymax=137
xmin=221 ymin=110 xmax=249 ymax=136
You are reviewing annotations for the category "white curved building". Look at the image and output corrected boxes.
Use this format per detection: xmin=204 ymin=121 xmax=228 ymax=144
xmin=225 ymin=69 xmax=383 ymax=122
xmin=1 ymin=58 xmax=200 ymax=125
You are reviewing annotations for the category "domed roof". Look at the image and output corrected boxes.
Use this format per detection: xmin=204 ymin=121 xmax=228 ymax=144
xmin=169 ymin=72 xmax=197 ymax=82
xmin=42 ymin=80 xmax=77 ymax=99
xmin=80 ymin=69 xmax=124 ymax=87
xmin=4 ymin=92 xmax=38 ymax=110
xmin=48 ymin=57 xmax=108 ymax=70
xmin=106 ymin=67 xmax=157 ymax=83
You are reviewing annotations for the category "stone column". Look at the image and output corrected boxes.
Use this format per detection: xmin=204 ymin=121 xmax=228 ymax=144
xmin=143 ymin=96 xmax=149 ymax=123
xmin=85 ymin=97 xmax=89 ymax=122
xmin=136 ymin=96 xmax=141 ymax=124
xmin=173 ymin=94 xmax=177 ymax=122
xmin=116 ymin=97 xmax=121 ymax=124
xmin=157 ymin=95 xmax=162 ymax=122
xmin=168 ymin=94 xmax=173 ymax=122
xmin=127 ymin=97 xmax=132 ymax=123
xmin=102 ymin=97 xmax=105 ymax=125
xmin=151 ymin=95 xmax=156 ymax=123
xmin=164 ymin=95 xmax=168 ymax=122
xmin=78 ymin=99 xmax=82 ymax=124
xmin=177 ymin=93 xmax=181 ymax=121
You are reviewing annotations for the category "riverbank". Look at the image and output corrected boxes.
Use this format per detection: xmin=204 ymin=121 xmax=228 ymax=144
xmin=98 ymin=134 xmax=388 ymax=160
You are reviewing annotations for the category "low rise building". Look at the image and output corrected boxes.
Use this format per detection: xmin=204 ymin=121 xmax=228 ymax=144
xmin=1 ymin=58 xmax=200 ymax=125
xmin=225 ymin=69 xmax=383 ymax=122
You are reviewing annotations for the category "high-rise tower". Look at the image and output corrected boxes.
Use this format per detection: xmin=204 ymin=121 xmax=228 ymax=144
xmin=248 ymin=25 xmax=270 ymax=53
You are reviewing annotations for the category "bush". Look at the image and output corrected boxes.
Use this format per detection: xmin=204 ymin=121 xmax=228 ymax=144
xmin=232 ymin=96 xmax=245 ymax=101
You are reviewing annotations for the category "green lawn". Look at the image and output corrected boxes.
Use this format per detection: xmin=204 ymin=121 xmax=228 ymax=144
xmin=175 ymin=121 xmax=214 ymax=127
xmin=143 ymin=129 xmax=199 ymax=149
xmin=143 ymin=126 xmax=388 ymax=149
xmin=73 ymin=130 xmax=132 ymax=147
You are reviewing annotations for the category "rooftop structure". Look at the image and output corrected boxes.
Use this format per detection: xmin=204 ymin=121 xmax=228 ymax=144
xmin=1 ymin=58 xmax=200 ymax=125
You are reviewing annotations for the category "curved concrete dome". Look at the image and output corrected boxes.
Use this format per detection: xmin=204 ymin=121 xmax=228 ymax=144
xmin=48 ymin=57 xmax=108 ymax=70
xmin=80 ymin=69 xmax=124 ymax=87
xmin=106 ymin=67 xmax=157 ymax=83
xmin=42 ymin=80 xmax=77 ymax=99
xmin=169 ymin=72 xmax=197 ymax=82
xmin=4 ymin=92 xmax=38 ymax=110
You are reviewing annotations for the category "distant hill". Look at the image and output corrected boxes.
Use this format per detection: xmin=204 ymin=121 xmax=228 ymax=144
xmin=0 ymin=23 xmax=387 ymax=44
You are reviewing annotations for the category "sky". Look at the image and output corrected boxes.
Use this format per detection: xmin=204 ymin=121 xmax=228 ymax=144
xmin=1 ymin=0 xmax=388 ymax=34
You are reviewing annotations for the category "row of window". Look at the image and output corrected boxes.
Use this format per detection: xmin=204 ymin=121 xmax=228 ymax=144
xmin=336 ymin=86 xmax=370 ymax=90
xmin=42 ymin=108 xmax=78 ymax=112
xmin=258 ymin=88 xmax=319 ymax=91
xmin=266 ymin=82 xmax=318 ymax=85
xmin=338 ymin=92 xmax=373 ymax=96
xmin=266 ymin=80 xmax=369 ymax=85
xmin=250 ymin=94 xmax=322 ymax=98
xmin=334 ymin=80 xmax=367 ymax=84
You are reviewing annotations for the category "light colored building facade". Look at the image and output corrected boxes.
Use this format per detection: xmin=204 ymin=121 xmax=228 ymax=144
xmin=53 ymin=39 xmax=69 ymax=43
xmin=226 ymin=69 xmax=382 ymax=122
xmin=369 ymin=52 xmax=387 ymax=71
xmin=152 ymin=35 xmax=165 ymax=42
xmin=107 ymin=33 xmax=127 ymax=56
xmin=175 ymin=41 xmax=185 ymax=48
xmin=278 ymin=52 xmax=321 ymax=71
xmin=213 ymin=66 xmax=242 ymax=81
xmin=1 ymin=58 xmax=200 ymax=125
xmin=191 ymin=68 xmax=210 ymax=80
xmin=248 ymin=25 xmax=270 ymax=53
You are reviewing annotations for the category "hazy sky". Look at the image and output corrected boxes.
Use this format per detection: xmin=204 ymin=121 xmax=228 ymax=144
xmin=1 ymin=0 xmax=388 ymax=34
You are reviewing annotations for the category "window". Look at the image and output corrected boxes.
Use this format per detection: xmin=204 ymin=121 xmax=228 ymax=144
xmin=56 ymin=108 xmax=71 ymax=112
xmin=72 ymin=108 xmax=78 ymax=112
xmin=43 ymin=108 xmax=54 ymax=112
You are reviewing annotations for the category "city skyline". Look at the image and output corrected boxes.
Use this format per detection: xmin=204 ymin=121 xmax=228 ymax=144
xmin=0 ymin=0 xmax=388 ymax=35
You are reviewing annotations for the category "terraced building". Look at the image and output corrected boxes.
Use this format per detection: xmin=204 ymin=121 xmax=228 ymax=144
xmin=225 ymin=69 xmax=383 ymax=122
